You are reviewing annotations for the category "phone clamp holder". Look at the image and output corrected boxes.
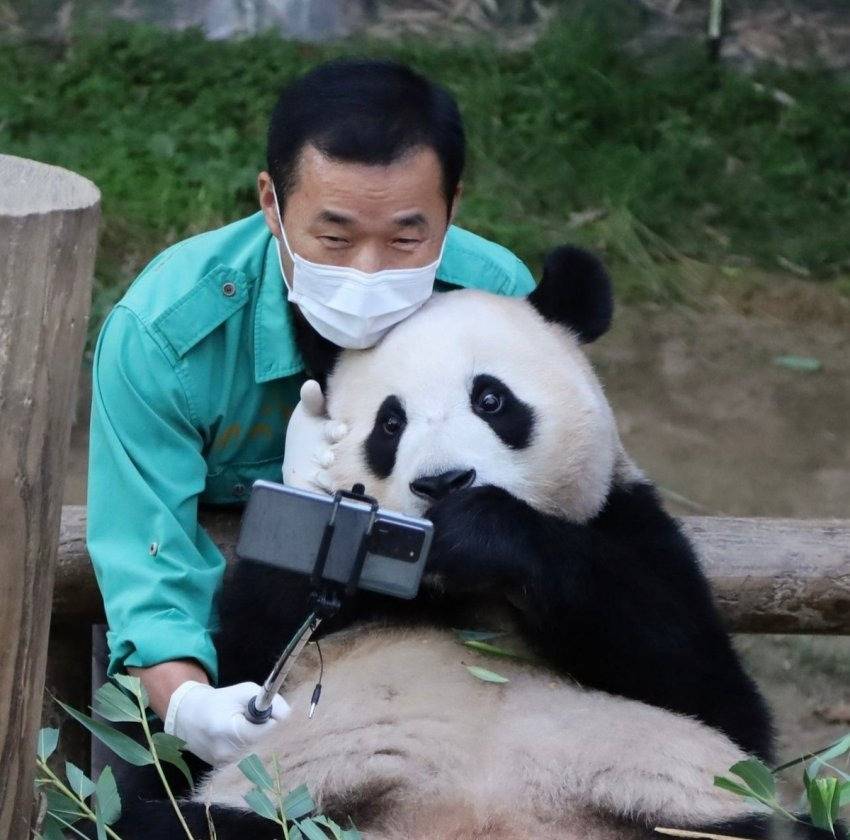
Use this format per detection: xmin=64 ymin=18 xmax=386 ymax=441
xmin=245 ymin=484 xmax=377 ymax=724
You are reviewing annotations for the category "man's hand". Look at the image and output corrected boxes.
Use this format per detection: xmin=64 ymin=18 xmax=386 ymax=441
xmin=164 ymin=681 xmax=291 ymax=767
xmin=282 ymin=379 xmax=348 ymax=493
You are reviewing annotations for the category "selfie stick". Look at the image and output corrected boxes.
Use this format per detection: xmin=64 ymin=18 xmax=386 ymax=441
xmin=244 ymin=484 xmax=377 ymax=724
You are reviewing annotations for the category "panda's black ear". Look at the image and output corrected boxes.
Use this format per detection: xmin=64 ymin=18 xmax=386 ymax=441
xmin=527 ymin=246 xmax=613 ymax=343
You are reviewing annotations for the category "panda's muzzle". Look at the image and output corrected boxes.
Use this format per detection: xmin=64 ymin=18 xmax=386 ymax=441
xmin=409 ymin=468 xmax=476 ymax=501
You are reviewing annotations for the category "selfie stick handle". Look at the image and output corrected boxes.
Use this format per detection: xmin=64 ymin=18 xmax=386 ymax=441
xmin=245 ymin=484 xmax=376 ymax=725
xmin=246 ymin=610 xmax=322 ymax=724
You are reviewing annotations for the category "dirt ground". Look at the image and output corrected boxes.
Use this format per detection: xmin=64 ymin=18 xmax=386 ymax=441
xmin=64 ymin=272 xmax=850 ymax=793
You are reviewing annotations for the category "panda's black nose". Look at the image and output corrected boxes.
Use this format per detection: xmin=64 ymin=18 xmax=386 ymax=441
xmin=410 ymin=468 xmax=476 ymax=501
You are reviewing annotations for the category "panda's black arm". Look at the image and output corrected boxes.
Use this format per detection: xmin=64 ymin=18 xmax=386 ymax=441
xmin=425 ymin=483 xmax=774 ymax=761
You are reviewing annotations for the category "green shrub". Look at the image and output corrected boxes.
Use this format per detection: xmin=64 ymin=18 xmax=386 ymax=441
xmin=1 ymin=3 xmax=848 ymax=345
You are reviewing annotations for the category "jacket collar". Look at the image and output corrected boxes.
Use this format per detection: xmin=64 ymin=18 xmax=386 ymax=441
xmin=253 ymin=234 xmax=304 ymax=384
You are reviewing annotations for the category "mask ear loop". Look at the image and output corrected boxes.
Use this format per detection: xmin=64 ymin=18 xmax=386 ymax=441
xmin=270 ymin=180 xmax=296 ymax=293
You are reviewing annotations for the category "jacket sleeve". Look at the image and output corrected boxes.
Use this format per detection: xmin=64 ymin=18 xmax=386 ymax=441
xmin=87 ymin=305 xmax=224 ymax=683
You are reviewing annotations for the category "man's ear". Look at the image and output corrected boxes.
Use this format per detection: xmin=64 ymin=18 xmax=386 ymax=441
xmin=257 ymin=171 xmax=282 ymax=239
xmin=447 ymin=181 xmax=463 ymax=226
xmin=527 ymin=245 xmax=614 ymax=343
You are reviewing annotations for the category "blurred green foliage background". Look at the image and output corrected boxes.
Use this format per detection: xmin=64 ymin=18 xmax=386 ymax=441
xmin=1 ymin=3 xmax=848 ymax=344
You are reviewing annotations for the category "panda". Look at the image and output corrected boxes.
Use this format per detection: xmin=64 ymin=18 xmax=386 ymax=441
xmin=114 ymin=247 xmax=844 ymax=840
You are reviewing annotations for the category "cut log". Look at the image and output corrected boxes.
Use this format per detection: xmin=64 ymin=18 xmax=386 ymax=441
xmin=56 ymin=505 xmax=850 ymax=633
xmin=0 ymin=155 xmax=99 ymax=839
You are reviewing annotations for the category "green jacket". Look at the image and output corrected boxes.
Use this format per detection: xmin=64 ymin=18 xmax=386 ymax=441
xmin=87 ymin=210 xmax=536 ymax=682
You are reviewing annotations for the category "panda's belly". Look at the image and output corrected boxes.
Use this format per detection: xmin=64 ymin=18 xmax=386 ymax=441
xmin=195 ymin=626 xmax=757 ymax=838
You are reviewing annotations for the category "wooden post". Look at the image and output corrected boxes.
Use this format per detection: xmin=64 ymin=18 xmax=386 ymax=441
xmin=0 ymin=155 xmax=99 ymax=839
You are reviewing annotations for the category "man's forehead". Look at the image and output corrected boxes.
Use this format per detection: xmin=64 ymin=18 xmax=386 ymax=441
xmin=290 ymin=144 xmax=445 ymax=218
xmin=314 ymin=208 xmax=428 ymax=228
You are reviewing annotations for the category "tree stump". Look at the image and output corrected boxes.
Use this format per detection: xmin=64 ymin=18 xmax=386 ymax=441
xmin=0 ymin=155 xmax=99 ymax=839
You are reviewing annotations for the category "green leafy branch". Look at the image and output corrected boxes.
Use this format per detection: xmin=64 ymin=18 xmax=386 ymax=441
xmin=49 ymin=673 xmax=195 ymax=840
xmin=37 ymin=678 xmax=361 ymax=839
xmin=235 ymin=753 xmax=362 ymax=840
xmin=671 ymin=731 xmax=850 ymax=838
xmin=34 ymin=727 xmax=122 ymax=840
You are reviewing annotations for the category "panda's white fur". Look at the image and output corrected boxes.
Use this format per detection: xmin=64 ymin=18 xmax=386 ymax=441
xmin=190 ymin=286 xmax=774 ymax=840
xmin=326 ymin=289 xmax=625 ymax=522
xmin=195 ymin=626 xmax=760 ymax=839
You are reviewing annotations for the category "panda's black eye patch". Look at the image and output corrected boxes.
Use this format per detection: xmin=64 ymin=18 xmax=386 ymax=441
xmin=470 ymin=374 xmax=535 ymax=450
xmin=364 ymin=395 xmax=407 ymax=479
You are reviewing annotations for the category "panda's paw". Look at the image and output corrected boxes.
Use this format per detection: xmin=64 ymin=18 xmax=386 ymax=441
xmin=424 ymin=485 xmax=535 ymax=593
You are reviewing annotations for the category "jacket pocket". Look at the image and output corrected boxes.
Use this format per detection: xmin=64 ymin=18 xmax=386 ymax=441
xmin=203 ymin=454 xmax=283 ymax=505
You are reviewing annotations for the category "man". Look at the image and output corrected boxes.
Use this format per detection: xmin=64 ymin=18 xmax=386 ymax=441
xmin=87 ymin=57 xmax=535 ymax=771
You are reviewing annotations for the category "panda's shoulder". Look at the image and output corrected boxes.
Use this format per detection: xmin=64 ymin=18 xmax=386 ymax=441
xmin=595 ymin=480 xmax=666 ymax=527
xmin=438 ymin=225 xmax=533 ymax=295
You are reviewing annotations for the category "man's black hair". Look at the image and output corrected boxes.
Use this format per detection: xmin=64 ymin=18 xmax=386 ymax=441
xmin=266 ymin=58 xmax=465 ymax=213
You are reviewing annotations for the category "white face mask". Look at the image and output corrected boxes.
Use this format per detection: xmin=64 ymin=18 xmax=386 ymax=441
xmin=270 ymin=184 xmax=445 ymax=349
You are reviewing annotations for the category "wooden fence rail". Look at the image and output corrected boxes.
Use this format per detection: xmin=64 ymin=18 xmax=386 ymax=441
xmin=56 ymin=505 xmax=850 ymax=634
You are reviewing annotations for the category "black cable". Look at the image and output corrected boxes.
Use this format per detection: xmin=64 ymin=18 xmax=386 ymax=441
xmin=309 ymin=639 xmax=324 ymax=718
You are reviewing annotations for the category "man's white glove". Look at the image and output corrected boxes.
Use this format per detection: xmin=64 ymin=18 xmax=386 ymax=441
xmin=164 ymin=681 xmax=290 ymax=767
xmin=282 ymin=379 xmax=348 ymax=493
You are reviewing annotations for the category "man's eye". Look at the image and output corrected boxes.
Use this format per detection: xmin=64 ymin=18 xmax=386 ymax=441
xmin=320 ymin=236 xmax=347 ymax=244
xmin=394 ymin=238 xmax=420 ymax=245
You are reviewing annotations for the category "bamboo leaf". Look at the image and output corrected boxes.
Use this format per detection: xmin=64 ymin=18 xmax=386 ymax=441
xmin=112 ymin=673 xmax=150 ymax=709
xmin=44 ymin=788 xmax=86 ymax=822
xmin=94 ymin=799 xmax=107 ymax=840
xmin=462 ymin=639 xmax=530 ymax=661
xmin=714 ymin=775 xmax=755 ymax=800
xmin=237 ymin=753 xmax=274 ymax=791
xmin=466 ymin=665 xmax=509 ymax=684
xmin=454 ymin=629 xmax=506 ymax=642
xmin=775 ymin=733 xmax=850 ymax=773
xmin=312 ymin=815 xmax=343 ymax=838
xmin=93 ymin=682 xmax=143 ymax=724
xmin=38 ymin=814 xmax=68 ymax=840
xmin=38 ymin=728 xmax=60 ymax=762
xmin=773 ymin=355 xmax=821 ymax=372
xmin=299 ymin=818 xmax=334 ymax=840
xmin=806 ymin=734 xmax=850 ymax=780
xmin=654 ymin=829 xmax=759 ymax=839
xmin=283 ymin=783 xmax=315 ymax=820
xmin=65 ymin=761 xmax=96 ymax=800
xmin=729 ymin=759 xmax=776 ymax=798
xmin=244 ymin=786 xmax=279 ymax=822
xmin=151 ymin=732 xmax=193 ymax=788
xmin=94 ymin=766 xmax=121 ymax=825
xmin=56 ymin=699 xmax=154 ymax=767
xmin=806 ymin=776 xmax=839 ymax=833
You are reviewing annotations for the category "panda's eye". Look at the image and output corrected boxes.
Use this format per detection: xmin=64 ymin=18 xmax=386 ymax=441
xmin=382 ymin=414 xmax=404 ymax=436
xmin=476 ymin=390 xmax=504 ymax=414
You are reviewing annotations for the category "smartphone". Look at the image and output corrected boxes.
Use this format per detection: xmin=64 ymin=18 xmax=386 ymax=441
xmin=235 ymin=480 xmax=433 ymax=600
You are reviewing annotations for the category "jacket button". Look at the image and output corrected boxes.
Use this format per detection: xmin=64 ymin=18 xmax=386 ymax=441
xmin=233 ymin=482 xmax=246 ymax=497
xmin=222 ymin=281 xmax=237 ymax=297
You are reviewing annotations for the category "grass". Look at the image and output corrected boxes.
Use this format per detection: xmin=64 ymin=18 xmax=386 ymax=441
xmin=1 ymin=2 xmax=849 ymax=345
